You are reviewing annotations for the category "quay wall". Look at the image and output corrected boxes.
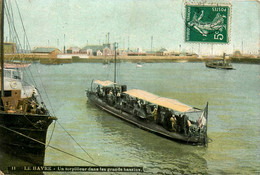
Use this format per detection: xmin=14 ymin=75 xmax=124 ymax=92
xmin=3 ymin=54 xmax=260 ymax=64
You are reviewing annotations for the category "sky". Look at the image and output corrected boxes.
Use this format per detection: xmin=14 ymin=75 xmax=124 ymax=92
xmin=4 ymin=0 xmax=260 ymax=55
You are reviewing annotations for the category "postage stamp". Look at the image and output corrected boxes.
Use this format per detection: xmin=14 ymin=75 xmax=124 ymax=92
xmin=185 ymin=4 xmax=231 ymax=43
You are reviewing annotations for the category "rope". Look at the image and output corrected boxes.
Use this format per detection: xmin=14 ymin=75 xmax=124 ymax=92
xmin=46 ymin=120 xmax=56 ymax=148
xmin=4 ymin=1 xmax=23 ymax=52
xmin=13 ymin=0 xmax=49 ymax=109
xmin=14 ymin=0 xmax=31 ymax=51
xmin=35 ymin=64 xmax=56 ymax=116
xmin=57 ymin=120 xmax=94 ymax=161
xmin=0 ymin=124 xmax=98 ymax=166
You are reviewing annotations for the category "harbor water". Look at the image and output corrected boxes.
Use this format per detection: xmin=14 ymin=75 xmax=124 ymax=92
xmin=0 ymin=62 xmax=259 ymax=174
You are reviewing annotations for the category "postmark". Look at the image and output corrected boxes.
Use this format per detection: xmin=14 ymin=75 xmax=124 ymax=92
xmin=185 ymin=4 xmax=231 ymax=43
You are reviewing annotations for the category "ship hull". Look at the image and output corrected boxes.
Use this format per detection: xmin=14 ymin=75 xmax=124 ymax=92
xmin=205 ymin=62 xmax=233 ymax=69
xmin=0 ymin=113 xmax=54 ymax=165
xmin=87 ymin=91 xmax=205 ymax=145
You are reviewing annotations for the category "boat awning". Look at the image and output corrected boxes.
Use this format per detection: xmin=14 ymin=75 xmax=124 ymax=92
xmin=124 ymin=89 xmax=159 ymax=102
xmin=124 ymin=89 xmax=200 ymax=113
xmin=93 ymin=80 xmax=115 ymax=87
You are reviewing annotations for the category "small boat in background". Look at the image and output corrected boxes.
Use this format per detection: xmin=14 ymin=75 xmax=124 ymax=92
xmin=136 ymin=62 xmax=143 ymax=68
xmin=4 ymin=63 xmax=31 ymax=69
xmin=206 ymin=53 xmax=233 ymax=70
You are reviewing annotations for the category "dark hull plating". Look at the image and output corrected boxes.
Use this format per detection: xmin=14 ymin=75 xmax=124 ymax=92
xmin=206 ymin=62 xmax=233 ymax=69
xmin=0 ymin=113 xmax=54 ymax=165
xmin=87 ymin=91 xmax=205 ymax=145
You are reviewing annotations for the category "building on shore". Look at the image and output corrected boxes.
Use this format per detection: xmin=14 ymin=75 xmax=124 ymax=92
xmin=4 ymin=42 xmax=17 ymax=54
xmin=80 ymin=43 xmax=114 ymax=56
xmin=80 ymin=45 xmax=104 ymax=56
xmin=155 ymin=48 xmax=169 ymax=56
xmin=31 ymin=47 xmax=61 ymax=58
xmin=67 ymin=46 xmax=80 ymax=54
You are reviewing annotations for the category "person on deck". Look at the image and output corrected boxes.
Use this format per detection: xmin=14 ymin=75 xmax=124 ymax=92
xmin=36 ymin=102 xmax=46 ymax=114
xmin=170 ymin=115 xmax=177 ymax=132
xmin=96 ymin=85 xmax=101 ymax=97
xmin=162 ymin=108 xmax=172 ymax=130
xmin=152 ymin=106 xmax=158 ymax=122
xmin=107 ymin=90 xmax=114 ymax=105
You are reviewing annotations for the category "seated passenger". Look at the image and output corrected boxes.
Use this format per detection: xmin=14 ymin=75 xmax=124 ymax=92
xmin=159 ymin=107 xmax=172 ymax=129
xmin=7 ymin=105 xmax=16 ymax=113
xmin=175 ymin=114 xmax=183 ymax=133
xmin=145 ymin=104 xmax=154 ymax=119
xmin=29 ymin=100 xmax=37 ymax=114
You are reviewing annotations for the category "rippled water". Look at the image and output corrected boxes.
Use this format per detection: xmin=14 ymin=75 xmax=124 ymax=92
xmin=1 ymin=62 xmax=259 ymax=174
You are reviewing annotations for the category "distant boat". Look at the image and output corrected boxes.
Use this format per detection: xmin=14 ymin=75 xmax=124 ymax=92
xmin=206 ymin=53 xmax=233 ymax=70
xmin=4 ymin=63 xmax=31 ymax=69
xmin=136 ymin=62 xmax=143 ymax=68
xmin=0 ymin=0 xmax=56 ymax=165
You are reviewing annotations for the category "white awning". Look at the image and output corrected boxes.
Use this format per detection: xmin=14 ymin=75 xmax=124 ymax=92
xmin=124 ymin=89 xmax=200 ymax=113
xmin=93 ymin=80 xmax=115 ymax=87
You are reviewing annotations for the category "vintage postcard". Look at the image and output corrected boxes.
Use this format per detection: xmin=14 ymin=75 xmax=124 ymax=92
xmin=0 ymin=0 xmax=259 ymax=174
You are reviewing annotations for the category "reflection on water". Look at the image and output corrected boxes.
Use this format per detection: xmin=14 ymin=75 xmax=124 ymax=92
xmin=1 ymin=62 xmax=259 ymax=174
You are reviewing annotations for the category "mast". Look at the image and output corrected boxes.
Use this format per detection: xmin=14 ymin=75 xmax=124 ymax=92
xmin=113 ymin=42 xmax=118 ymax=83
xmin=127 ymin=36 xmax=129 ymax=53
xmin=63 ymin=34 xmax=65 ymax=54
xmin=151 ymin=36 xmax=153 ymax=52
xmin=1 ymin=0 xmax=5 ymax=97
xmin=241 ymin=40 xmax=244 ymax=55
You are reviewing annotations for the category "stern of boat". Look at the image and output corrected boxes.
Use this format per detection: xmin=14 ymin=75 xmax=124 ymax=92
xmin=197 ymin=102 xmax=208 ymax=146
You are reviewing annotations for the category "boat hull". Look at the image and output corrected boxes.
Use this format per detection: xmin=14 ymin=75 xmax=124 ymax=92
xmin=0 ymin=113 xmax=54 ymax=165
xmin=87 ymin=91 xmax=205 ymax=145
xmin=205 ymin=62 xmax=233 ymax=69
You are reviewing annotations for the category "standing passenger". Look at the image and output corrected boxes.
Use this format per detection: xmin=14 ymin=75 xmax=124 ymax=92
xmin=152 ymin=107 xmax=158 ymax=121
xmin=170 ymin=115 xmax=177 ymax=132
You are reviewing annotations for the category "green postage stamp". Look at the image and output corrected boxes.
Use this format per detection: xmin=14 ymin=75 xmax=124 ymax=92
xmin=185 ymin=4 xmax=231 ymax=43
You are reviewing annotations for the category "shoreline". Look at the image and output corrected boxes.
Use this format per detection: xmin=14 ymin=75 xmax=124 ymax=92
xmin=4 ymin=54 xmax=260 ymax=64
